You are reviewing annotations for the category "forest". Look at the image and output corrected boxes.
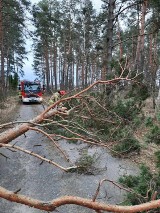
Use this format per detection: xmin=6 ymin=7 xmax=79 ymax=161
xmin=0 ymin=0 xmax=159 ymax=96
xmin=0 ymin=0 xmax=160 ymax=212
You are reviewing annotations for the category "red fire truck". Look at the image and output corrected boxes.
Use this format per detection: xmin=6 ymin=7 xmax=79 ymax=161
xmin=19 ymin=80 xmax=44 ymax=103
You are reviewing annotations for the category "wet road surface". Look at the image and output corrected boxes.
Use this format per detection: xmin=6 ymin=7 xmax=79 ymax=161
xmin=0 ymin=103 xmax=139 ymax=213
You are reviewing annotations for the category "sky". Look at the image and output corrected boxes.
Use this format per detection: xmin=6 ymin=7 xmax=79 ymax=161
xmin=23 ymin=0 xmax=102 ymax=81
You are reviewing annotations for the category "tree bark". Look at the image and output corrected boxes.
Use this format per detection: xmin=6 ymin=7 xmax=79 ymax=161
xmin=0 ymin=0 xmax=5 ymax=97
xmin=54 ymin=43 xmax=57 ymax=90
xmin=44 ymin=44 xmax=50 ymax=92
xmin=106 ymin=0 xmax=115 ymax=77
xmin=0 ymin=108 xmax=60 ymax=144
xmin=134 ymin=0 xmax=148 ymax=72
xmin=1 ymin=186 xmax=160 ymax=212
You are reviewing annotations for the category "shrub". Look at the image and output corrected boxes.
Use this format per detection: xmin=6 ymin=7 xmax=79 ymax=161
xmin=146 ymin=125 xmax=160 ymax=144
xmin=156 ymin=112 xmax=160 ymax=122
xmin=113 ymin=137 xmax=140 ymax=154
xmin=119 ymin=165 xmax=160 ymax=208
xmin=145 ymin=116 xmax=153 ymax=127
xmin=131 ymin=116 xmax=142 ymax=131
xmin=127 ymin=83 xmax=149 ymax=101
xmin=113 ymin=99 xmax=140 ymax=121
xmin=76 ymin=152 xmax=96 ymax=174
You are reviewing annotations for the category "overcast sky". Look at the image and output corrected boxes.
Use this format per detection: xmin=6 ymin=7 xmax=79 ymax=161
xmin=23 ymin=0 xmax=102 ymax=81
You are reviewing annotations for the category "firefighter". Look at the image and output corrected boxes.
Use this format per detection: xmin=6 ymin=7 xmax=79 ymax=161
xmin=49 ymin=91 xmax=61 ymax=106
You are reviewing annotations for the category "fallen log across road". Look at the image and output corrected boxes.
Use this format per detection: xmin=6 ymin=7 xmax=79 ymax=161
xmin=0 ymin=108 xmax=62 ymax=145
xmin=1 ymin=186 xmax=160 ymax=213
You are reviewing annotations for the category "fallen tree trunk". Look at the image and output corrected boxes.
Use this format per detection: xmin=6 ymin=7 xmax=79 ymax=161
xmin=0 ymin=186 xmax=160 ymax=212
xmin=0 ymin=108 xmax=59 ymax=144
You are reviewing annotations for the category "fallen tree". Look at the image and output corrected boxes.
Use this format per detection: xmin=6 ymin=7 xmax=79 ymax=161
xmin=1 ymin=75 xmax=160 ymax=212
xmin=1 ymin=185 xmax=160 ymax=213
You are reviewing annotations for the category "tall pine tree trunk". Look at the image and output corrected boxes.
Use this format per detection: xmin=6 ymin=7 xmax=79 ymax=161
xmin=44 ymin=46 xmax=50 ymax=92
xmin=82 ymin=60 xmax=85 ymax=88
xmin=76 ymin=60 xmax=79 ymax=88
xmin=0 ymin=0 xmax=5 ymax=98
xmin=50 ymin=46 xmax=53 ymax=90
xmin=134 ymin=0 xmax=147 ymax=72
xmin=117 ymin=22 xmax=123 ymax=60
xmin=54 ymin=44 xmax=57 ymax=90
xmin=106 ymin=0 xmax=115 ymax=78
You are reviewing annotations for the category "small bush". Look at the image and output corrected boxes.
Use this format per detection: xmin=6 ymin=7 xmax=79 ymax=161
xmin=132 ymin=117 xmax=142 ymax=129
xmin=156 ymin=112 xmax=160 ymax=122
xmin=76 ymin=152 xmax=95 ymax=174
xmin=111 ymin=125 xmax=133 ymax=140
xmin=146 ymin=125 xmax=160 ymax=144
xmin=145 ymin=116 xmax=153 ymax=127
xmin=127 ymin=83 xmax=149 ymax=101
xmin=119 ymin=165 xmax=160 ymax=207
xmin=113 ymin=137 xmax=140 ymax=154
xmin=113 ymin=99 xmax=140 ymax=121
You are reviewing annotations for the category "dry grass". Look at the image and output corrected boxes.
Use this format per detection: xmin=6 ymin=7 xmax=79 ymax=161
xmin=0 ymin=96 xmax=19 ymax=126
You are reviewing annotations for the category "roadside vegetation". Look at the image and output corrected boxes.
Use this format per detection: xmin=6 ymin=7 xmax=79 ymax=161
xmin=0 ymin=93 xmax=19 ymax=126
xmin=119 ymin=164 xmax=160 ymax=213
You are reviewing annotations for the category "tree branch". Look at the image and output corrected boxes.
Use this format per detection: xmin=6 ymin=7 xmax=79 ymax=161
xmin=1 ymin=186 xmax=160 ymax=212
xmin=0 ymin=143 xmax=76 ymax=172
xmin=29 ymin=127 xmax=69 ymax=162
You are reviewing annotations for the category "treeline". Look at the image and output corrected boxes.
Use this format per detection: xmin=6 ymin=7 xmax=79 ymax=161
xmin=0 ymin=0 xmax=160 ymax=98
xmin=31 ymin=0 xmax=160 ymax=95
xmin=0 ymin=0 xmax=30 ymax=99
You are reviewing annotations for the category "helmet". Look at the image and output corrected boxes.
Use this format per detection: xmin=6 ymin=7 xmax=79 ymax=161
xmin=59 ymin=90 xmax=66 ymax=95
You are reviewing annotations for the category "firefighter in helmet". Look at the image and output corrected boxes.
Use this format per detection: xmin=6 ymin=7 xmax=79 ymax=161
xmin=48 ymin=90 xmax=66 ymax=107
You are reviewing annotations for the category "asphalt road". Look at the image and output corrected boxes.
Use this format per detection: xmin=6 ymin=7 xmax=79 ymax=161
xmin=0 ymin=103 xmax=139 ymax=213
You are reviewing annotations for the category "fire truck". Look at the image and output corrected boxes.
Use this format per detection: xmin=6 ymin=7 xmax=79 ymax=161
xmin=19 ymin=80 xmax=44 ymax=103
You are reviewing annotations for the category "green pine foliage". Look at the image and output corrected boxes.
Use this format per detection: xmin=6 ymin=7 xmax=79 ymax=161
xmin=155 ymin=151 xmax=160 ymax=169
xmin=113 ymin=137 xmax=140 ymax=154
xmin=119 ymin=165 xmax=160 ymax=210
xmin=145 ymin=116 xmax=154 ymax=127
xmin=146 ymin=125 xmax=160 ymax=144
xmin=9 ymin=73 xmax=19 ymax=90
xmin=127 ymin=84 xmax=150 ymax=101
xmin=113 ymin=99 xmax=141 ymax=121
xmin=76 ymin=151 xmax=96 ymax=174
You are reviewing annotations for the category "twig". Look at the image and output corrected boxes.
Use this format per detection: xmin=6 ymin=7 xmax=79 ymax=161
xmin=50 ymin=132 xmax=121 ymax=156
xmin=0 ymin=143 xmax=76 ymax=172
xmin=29 ymin=127 xmax=69 ymax=162
xmin=0 ymin=152 xmax=10 ymax=160
xmin=92 ymin=178 xmax=145 ymax=203
xmin=14 ymin=188 xmax=21 ymax=194
xmin=0 ymin=121 xmax=43 ymax=129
